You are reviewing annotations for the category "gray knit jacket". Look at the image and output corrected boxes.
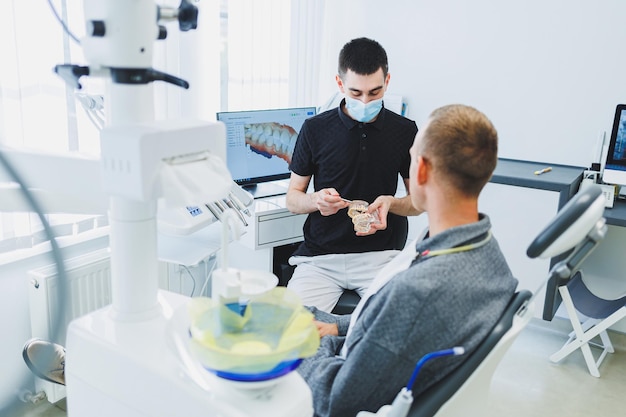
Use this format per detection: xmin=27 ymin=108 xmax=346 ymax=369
xmin=297 ymin=215 xmax=518 ymax=417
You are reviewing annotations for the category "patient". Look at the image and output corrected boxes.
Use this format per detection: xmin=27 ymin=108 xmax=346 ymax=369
xmin=296 ymin=104 xmax=518 ymax=417
xmin=22 ymin=104 xmax=517 ymax=417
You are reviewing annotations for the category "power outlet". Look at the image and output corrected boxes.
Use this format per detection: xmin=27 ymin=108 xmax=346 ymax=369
xmin=599 ymin=184 xmax=616 ymax=208
xmin=580 ymin=174 xmax=616 ymax=208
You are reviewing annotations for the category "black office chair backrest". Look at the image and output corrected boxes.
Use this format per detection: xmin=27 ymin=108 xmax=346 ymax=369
xmin=407 ymin=289 xmax=532 ymax=417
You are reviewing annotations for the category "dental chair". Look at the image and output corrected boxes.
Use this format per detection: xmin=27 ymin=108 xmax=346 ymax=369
xmin=408 ymin=289 xmax=533 ymax=417
xmin=406 ymin=185 xmax=606 ymax=416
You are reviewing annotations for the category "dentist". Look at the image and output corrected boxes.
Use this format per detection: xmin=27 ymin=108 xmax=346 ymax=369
xmin=286 ymin=37 xmax=421 ymax=312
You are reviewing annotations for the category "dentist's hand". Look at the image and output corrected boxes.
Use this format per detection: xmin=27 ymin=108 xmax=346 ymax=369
xmin=356 ymin=195 xmax=391 ymax=236
xmin=315 ymin=188 xmax=349 ymax=216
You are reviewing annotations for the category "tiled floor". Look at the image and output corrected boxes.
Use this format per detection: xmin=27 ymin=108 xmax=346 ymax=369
xmin=9 ymin=398 xmax=65 ymax=417
xmin=11 ymin=317 xmax=626 ymax=417
xmin=487 ymin=317 xmax=626 ymax=417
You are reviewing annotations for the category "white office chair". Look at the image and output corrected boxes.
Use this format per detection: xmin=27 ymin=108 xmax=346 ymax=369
xmin=526 ymin=184 xmax=621 ymax=377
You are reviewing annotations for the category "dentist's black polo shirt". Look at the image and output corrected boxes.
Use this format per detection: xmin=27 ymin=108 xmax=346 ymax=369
xmin=289 ymin=100 xmax=418 ymax=257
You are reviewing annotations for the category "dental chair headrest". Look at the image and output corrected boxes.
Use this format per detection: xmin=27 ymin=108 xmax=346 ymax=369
xmin=526 ymin=185 xmax=605 ymax=259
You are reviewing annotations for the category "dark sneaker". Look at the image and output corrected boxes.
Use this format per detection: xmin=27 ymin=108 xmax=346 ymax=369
xmin=22 ymin=338 xmax=66 ymax=386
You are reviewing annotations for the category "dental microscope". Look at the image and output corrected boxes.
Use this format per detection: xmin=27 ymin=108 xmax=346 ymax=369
xmin=54 ymin=1 xmax=313 ymax=415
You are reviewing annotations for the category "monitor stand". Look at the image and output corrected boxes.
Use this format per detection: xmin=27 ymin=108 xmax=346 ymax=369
xmin=243 ymin=180 xmax=289 ymax=199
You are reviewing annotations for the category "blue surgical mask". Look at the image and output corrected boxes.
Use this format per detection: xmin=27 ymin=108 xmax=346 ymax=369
xmin=345 ymin=96 xmax=383 ymax=123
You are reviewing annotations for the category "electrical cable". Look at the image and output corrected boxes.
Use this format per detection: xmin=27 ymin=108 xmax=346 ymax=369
xmin=75 ymin=94 xmax=106 ymax=130
xmin=0 ymin=151 xmax=68 ymax=416
xmin=180 ymin=264 xmax=196 ymax=297
xmin=366 ymin=347 xmax=466 ymax=417
xmin=406 ymin=347 xmax=465 ymax=392
xmin=46 ymin=0 xmax=81 ymax=44
xmin=199 ymin=255 xmax=217 ymax=297
xmin=82 ymin=107 xmax=105 ymax=131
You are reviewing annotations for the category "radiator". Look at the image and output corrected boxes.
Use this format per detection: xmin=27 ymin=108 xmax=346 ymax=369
xmin=27 ymin=248 xmax=112 ymax=403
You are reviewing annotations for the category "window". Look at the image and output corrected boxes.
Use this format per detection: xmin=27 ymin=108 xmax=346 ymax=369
xmin=0 ymin=0 xmax=104 ymax=254
xmin=0 ymin=0 xmax=322 ymax=254
xmin=221 ymin=0 xmax=291 ymax=111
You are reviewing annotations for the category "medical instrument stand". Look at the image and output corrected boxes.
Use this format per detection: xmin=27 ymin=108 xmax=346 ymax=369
xmin=540 ymin=217 xmax=612 ymax=377
xmin=57 ymin=1 xmax=313 ymax=416
xmin=526 ymin=185 xmax=620 ymax=377
xmin=550 ymin=278 xmax=626 ymax=377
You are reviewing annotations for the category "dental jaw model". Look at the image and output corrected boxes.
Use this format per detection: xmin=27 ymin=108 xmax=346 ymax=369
xmin=347 ymin=200 xmax=380 ymax=233
xmin=58 ymin=1 xmax=314 ymax=416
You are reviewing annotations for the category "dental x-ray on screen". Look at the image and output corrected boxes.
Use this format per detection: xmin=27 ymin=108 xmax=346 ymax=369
xmin=603 ymin=104 xmax=626 ymax=187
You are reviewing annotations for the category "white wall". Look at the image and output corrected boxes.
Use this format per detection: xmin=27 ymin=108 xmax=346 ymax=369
xmin=321 ymin=1 xmax=626 ymax=327
xmin=318 ymin=0 xmax=626 ymax=167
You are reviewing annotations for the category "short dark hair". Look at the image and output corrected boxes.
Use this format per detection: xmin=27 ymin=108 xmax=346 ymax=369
xmin=420 ymin=104 xmax=498 ymax=197
xmin=338 ymin=37 xmax=388 ymax=78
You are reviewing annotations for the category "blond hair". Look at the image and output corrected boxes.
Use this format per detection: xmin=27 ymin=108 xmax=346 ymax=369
xmin=419 ymin=104 xmax=498 ymax=197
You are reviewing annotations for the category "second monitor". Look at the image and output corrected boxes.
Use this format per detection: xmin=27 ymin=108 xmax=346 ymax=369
xmin=603 ymin=104 xmax=626 ymax=189
xmin=217 ymin=107 xmax=316 ymax=199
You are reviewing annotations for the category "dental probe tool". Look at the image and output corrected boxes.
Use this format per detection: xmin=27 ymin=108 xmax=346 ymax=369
xmin=205 ymin=202 xmax=222 ymax=220
xmin=213 ymin=199 xmax=228 ymax=214
xmin=229 ymin=191 xmax=251 ymax=217
xmin=223 ymin=198 xmax=248 ymax=226
xmin=215 ymin=199 xmax=247 ymax=228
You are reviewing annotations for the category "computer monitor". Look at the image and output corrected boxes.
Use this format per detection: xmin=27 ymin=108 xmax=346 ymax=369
xmin=603 ymin=104 xmax=626 ymax=187
xmin=217 ymin=107 xmax=316 ymax=198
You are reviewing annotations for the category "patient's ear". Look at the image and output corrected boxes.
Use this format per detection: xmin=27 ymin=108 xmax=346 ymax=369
xmin=417 ymin=155 xmax=429 ymax=185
